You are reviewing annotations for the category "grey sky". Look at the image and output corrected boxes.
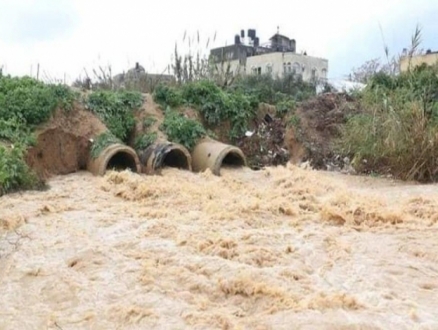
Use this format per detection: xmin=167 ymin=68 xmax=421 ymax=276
xmin=0 ymin=0 xmax=77 ymax=43
xmin=0 ymin=0 xmax=436 ymax=81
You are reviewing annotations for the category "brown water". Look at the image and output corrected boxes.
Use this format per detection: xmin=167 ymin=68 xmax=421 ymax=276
xmin=1 ymin=165 xmax=438 ymax=329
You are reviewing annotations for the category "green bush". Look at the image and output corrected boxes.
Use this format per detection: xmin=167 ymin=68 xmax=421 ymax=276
xmin=338 ymin=65 xmax=438 ymax=182
xmin=0 ymin=117 xmax=35 ymax=146
xmin=143 ymin=117 xmax=157 ymax=128
xmin=0 ymin=75 xmax=76 ymax=126
xmin=153 ymin=77 xmax=315 ymax=140
xmin=177 ymin=81 xmax=257 ymax=139
xmin=276 ymin=99 xmax=296 ymax=118
xmin=90 ymin=132 xmax=122 ymax=158
xmin=153 ymin=84 xmax=183 ymax=107
xmin=86 ymin=91 xmax=143 ymax=142
xmin=135 ymin=132 xmax=158 ymax=150
xmin=287 ymin=114 xmax=301 ymax=128
xmin=160 ymin=110 xmax=206 ymax=150
xmin=0 ymin=145 xmax=42 ymax=196
xmin=0 ymin=75 xmax=76 ymax=195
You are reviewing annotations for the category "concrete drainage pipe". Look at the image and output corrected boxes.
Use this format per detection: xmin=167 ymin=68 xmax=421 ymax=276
xmin=88 ymin=143 xmax=141 ymax=176
xmin=191 ymin=138 xmax=247 ymax=176
xmin=138 ymin=141 xmax=192 ymax=174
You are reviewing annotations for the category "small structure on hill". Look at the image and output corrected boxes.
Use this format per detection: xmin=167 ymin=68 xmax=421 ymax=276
xmin=113 ymin=62 xmax=175 ymax=92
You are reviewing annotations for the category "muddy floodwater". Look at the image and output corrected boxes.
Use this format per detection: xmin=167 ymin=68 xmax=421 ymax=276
xmin=1 ymin=165 xmax=438 ymax=329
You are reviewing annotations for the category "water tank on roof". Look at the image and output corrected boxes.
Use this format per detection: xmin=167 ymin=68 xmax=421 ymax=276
xmin=248 ymin=29 xmax=256 ymax=40
xmin=290 ymin=39 xmax=296 ymax=52
xmin=235 ymin=35 xmax=241 ymax=45
xmin=241 ymin=30 xmax=245 ymax=38
xmin=254 ymin=37 xmax=260 ymax=47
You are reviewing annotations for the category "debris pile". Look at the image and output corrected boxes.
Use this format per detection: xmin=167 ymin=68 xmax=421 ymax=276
xmin=237 ymin=117 xmax=289 ymax=170
xmin=286 ymin=92 xmax=360 ymax=171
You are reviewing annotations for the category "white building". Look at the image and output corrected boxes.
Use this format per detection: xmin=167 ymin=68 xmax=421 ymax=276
xmin=210 ymin=29 xmax=328 ymax=82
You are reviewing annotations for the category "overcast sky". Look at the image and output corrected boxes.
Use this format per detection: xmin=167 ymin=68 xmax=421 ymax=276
xmin=0 ymin=0 xmax=437 ymax=82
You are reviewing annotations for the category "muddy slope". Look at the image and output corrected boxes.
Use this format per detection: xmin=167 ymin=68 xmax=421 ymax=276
xmin=26 ymin=106 xmax=107 ymax=178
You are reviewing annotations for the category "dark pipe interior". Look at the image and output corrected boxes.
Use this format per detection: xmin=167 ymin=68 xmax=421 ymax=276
xmin=222 ymin=151 xmax=245 ymax=167
xmin=106 ymin=152 xmax=137 ymax=172
xmin=163 ymin=149 xmax=189 ymax=169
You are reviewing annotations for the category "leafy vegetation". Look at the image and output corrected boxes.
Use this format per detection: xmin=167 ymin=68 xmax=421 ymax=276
xmin=86 ymin=90 xmax=143 ymax=142
xmin=143 ymin=117 xmax=157 ymax=129
xmin=153 ymin=84 xmax=183 ymax=108
xmin=153 ymin=73 xmax=314 ymax=141
xmin=90 ymin=132 xmax=122 ymax=159
xmin=338 ymin=26 xmax=438 ymax=182
xmin=134 ymin=132 xmax=158 ymax=150
xmin=0 ymin=75 xmax=76 ymax=126
xmin=154 ymin=81 xmax=254 ymax=140
xmin=0 ymin=74 xmax=76 ymax=195
xmin=276 ymin=99 xmax=296 ymax=118
xmin=160 ymin=109 xmax=206 ymax=150
xmin=0 ymin=145 xmax=42 ymax=196
xmin=339 ymin=63 xmax=438 ymax=182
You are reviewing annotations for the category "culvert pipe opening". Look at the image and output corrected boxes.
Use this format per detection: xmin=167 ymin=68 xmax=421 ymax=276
xmin=221 ymin=151 xmax=246 ymax=168
xmin=191 ymin=138 xmax=247 ymax=176
xmin=87 ymin=143 xmax=141 ymax=176
xmin=139 ymin=142 xmax=192 ymax=174
xmin=162 ymin=149 xmax=190 ymax=169
xmin=106 ymin=152 xmax=138 ymax=172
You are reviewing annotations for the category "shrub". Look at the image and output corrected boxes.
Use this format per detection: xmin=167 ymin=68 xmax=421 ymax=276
xmin=0 ymin=145 xmax=42 ymax=196
xmin=287 ymin=114 xmax=301 ymax=128
xmin=276 ymin=99 xmax=296 ymax=118
xmin=0 ymin=75 xmax=76 ymax=126
xmin=338 ymin=67 xmax=438 ymax=182
xmin=0 ymin=117 xmax=35 ymax=146
xmin=153 ymin=84 xmax=183 ymax=107
xmin=86 ymin=90 xmax=143 ymax=142
xmin=0 ymin=75 xmax=76 ymax=195
xmin=143 ymin=117 xmax=157 ymax=129
xmin=134 ymin=132 xmax=158 ymax=150
xmin=160 ymin=110 xmax=206 ymax=150
xmin=90 ymin=132 xmax=122 ymax=158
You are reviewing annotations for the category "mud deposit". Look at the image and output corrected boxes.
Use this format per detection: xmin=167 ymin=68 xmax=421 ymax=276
xmin=1 ymin=166 xmax=438 ymax=329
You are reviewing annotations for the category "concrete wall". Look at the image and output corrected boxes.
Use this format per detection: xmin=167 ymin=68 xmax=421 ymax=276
xmin=400 ymin=53 xmax=438 ymax=72
xmin=221 ymin=52 xmax=328 ymax=82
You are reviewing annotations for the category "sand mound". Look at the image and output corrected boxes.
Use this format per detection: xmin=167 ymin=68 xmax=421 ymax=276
xmin=25 ymin=105 xmax=107 ymax=178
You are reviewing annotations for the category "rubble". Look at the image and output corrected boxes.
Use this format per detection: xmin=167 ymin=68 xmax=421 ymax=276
xmin=236 ymin=118 xmax=289 ymax=170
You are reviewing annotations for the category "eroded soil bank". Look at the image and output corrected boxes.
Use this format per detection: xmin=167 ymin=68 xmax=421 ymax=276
xmin=1 ymin=166 xmax=438 ymax=329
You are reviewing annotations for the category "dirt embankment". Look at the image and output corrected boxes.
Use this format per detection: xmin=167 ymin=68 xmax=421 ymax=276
xmin=236 ymin=93 xmax=360 ymax=171
xmin=289 ymin=92 xmax=360 ymax=170
xmin=24 ymin=92 xmax=360 ymax=179
xmin=25 ymin=105 xmax=107 ymax=179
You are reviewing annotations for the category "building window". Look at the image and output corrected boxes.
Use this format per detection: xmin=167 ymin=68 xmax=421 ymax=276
xmin=251 ymin=66 xmax=261 ymax=75
xmin=321 ymin=68 xmax=327 ymax=78
xmin=293 ymin=62 xmax=301 ymax=75
xmin=287 ymin=62 xmax=292 ymax=73
xmin=311 ymin=68 xmax=317 ymax=80
xmin=266 ymin=63 xmax=273 ymax=74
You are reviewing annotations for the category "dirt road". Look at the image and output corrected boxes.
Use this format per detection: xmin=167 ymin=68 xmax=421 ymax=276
xmin=1 ymin=165 xmax=438 ymax=329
